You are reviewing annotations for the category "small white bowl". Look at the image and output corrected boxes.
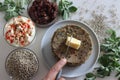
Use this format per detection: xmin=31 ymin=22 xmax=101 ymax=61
xmin=3 ymin=16 xmax=36 ymax=47
xmin=27 ymin=0 xmax=58 ymax=28
xmin=5 ymin=48 xmax=39 ymax=80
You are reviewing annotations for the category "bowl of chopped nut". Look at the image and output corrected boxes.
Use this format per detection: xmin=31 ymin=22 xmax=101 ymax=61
xmin=27 ymin=0 xmax=58 ymax=27
xmin=5 ymin=48 xmax=39 ymax=80
xmin=3 ymin=16 xmax=36 ymax=47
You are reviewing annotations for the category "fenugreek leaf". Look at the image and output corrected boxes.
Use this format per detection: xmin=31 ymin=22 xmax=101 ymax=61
xmin=58 ymin=0 xmax=77 ymax=20
xmin=64 ymin=0 xmax=72 ymax=6
xmin=96 ymin=66 xmax=111 ymax=78
xmin=84 ymin=73 xmax=96 ymax=80
xmin=85 ymin=30 xmax=120 ymax=80
xmin=107 ymin=29 xmax=116 ymax=40
xmin=0 ymin=0 xmax=30 ymax=21
xmin=63 ymin=10 xmax=69 ymax=20
xmin=69 ymin=6 xmax=77 ymax=13
xmin=116 ymin=72 xmax=120 ymax=76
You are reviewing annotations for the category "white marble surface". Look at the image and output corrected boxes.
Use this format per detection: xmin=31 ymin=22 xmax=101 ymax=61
xmin=0 ymin=0 xmax=120 ymax=80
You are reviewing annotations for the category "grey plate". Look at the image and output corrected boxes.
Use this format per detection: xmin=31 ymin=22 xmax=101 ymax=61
xmin=41 ymin=20 xmax=100 ymax=78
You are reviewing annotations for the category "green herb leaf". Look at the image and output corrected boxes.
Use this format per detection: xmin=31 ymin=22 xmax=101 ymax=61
xmin=96 ymin=66 xmax=111 ymax=78
xmin=62 ymin=10 xmax=69 ymax=20
xmin=116 ymin=72 xmax=120 ymax=77
xmin=107 ymin=29 xmax=116 ymax=39
xmin=64 ymin=1 xmax=73 ymax=6
xmin=85 ymin=73 xmax=96 ymax=80
xmin=69 ymin=6 xmax=77 ymax=13
xmin=0 ymin=3 xmax=7 ymax=11
xmin=85 ymin=29 xmax=120 ymax=80
xmin=58 ymin=0 xmax=64 ymax=12
xmin=0 ymin=0 xmax=30 ymax=21
xmin=58 ymin=0 xmax=77 ymax=20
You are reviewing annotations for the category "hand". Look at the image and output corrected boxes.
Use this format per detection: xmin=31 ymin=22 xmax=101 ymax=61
xmin=43 ymin=58 xmax=67 ymax=80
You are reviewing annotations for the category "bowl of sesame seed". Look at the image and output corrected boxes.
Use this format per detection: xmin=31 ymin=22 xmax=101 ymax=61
xmin=5 ymin=48 xmax=39 ymax=80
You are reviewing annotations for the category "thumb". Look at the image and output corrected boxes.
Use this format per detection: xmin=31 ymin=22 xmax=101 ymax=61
xmin=45 ymin=58 xmax=67 ymax=80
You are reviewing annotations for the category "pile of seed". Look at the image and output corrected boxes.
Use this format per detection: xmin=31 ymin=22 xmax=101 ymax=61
xmin=5 ymin=48 xmax=39 ymax=80
xmin=76 ymin=1 xmax=116 ymax=43
xmin=87 ymin=13 xmax=111 ymax=43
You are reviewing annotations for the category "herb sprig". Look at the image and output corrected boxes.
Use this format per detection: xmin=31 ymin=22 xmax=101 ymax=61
xmin=58 ymin=0 xmax=77 ymax=20
xmin=85 ymin=30 xmax=120 ymax=80
xmin=0 ymin=0 xmax=32 ymax=21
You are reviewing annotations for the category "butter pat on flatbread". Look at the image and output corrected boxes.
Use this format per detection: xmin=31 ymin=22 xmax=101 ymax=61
xmin=66 ymin=36 xmax=81 ymax=50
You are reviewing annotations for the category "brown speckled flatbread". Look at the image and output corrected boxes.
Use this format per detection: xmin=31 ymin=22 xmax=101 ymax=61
xmin=51 ymin=25 xmax=92 ymax=66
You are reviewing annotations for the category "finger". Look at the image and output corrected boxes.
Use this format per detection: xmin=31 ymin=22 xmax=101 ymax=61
xmin=45 ymin=58 xmax=67 ymax=80
xmin=59 ymin=77 xmax=66 ymax=80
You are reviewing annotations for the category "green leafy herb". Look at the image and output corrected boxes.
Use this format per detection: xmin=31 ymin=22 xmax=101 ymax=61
xmin=0 ymin=0 xmax=32 ymax=21
xmin=85 ymin=29 xmax=120 ymax=80
xmin=69 ymin=6 xmax=77 ymax=13
xmin=53 ymin=0 xmax=57 ymax=2
xmin=58 ymin=0 xmax=77 ymax=20
xmin=84 ymin=73 xmax=96 ymax=80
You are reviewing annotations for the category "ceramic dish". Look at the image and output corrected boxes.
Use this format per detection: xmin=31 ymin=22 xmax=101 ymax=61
xmin=5 ymin=48 xmax=39 ymax=80
xmin=41 ymin=20 xmax=100 ymax=77
xmin=3 ymin=16 xmax=36 ymax=47
xmin=27 ymin=0 xmax=58 ymax=28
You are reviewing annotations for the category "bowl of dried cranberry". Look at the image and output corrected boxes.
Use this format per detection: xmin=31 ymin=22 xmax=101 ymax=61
xmin=27 ymin=0 xmax=58 ymax=28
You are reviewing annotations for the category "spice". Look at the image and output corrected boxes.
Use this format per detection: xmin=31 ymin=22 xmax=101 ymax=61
xmin=71 ymin=0 xmax=120 ymax=44
xmin=5 ymin=48 xmax=39 ymax=80
xmin=78 ymin=12 xmax=111 ymax=43
xmin=87 ymin=13 xmax=110 ymax=43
